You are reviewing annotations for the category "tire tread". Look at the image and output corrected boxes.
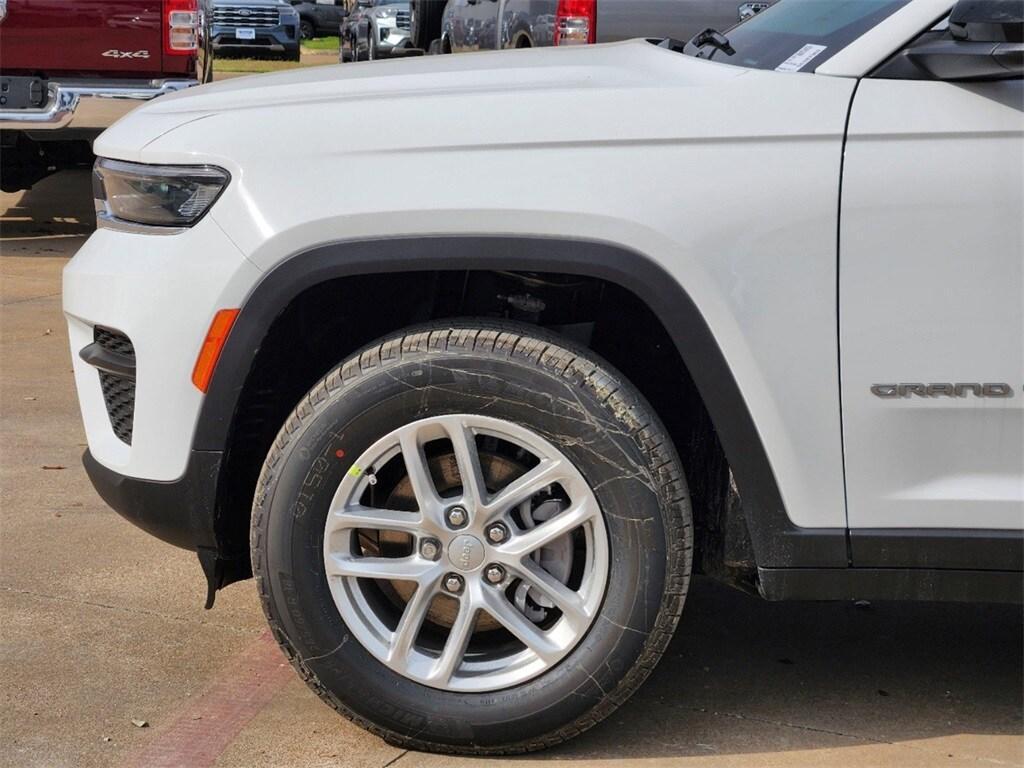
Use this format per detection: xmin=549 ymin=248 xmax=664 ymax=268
xmin=250 ymin=320 xmax=692 ymax=755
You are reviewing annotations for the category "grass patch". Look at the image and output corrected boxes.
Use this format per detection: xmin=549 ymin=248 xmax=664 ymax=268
xmin=303 ymin=35 xmax=340 ymax=52
xmin=213 ymin=56 xmax=334 ymax=75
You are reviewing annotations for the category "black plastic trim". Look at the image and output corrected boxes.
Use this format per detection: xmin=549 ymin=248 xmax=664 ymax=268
xmin=759 ymin=566 xmax=1023 ymax=603
xmin=195 ymin=235 xmax=848 ymax=569
xmin=851 ymin=529 xmax=1024 ymax=571
xmin=79 ymin=341 xmax=136 ymax=379
xmin=82 ymin=449 xmax=220 ymax=551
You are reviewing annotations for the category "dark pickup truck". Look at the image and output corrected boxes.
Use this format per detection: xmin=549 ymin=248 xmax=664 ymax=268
xmin=411 ymin=0 xmax=774 ymax=54
xmin=0 ymin=0 xmax=211 ymax=192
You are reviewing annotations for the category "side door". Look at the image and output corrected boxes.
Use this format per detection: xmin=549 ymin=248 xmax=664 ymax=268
xmin=840 ymin=32 xmax=1023 ymax=566
xmin=500 ymin=0 xmax=555 ymax=48
xmin=313 ymin=0 xmax=345 ymax=33
xmin=446 ymin=0 xmax=500 ymax=51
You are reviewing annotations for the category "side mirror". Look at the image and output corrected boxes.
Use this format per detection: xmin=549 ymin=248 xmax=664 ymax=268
xmin=950 ymin=0 xmax=1023 ymax=43
xmin=892 ymin=0 xmax=1023 ymax=81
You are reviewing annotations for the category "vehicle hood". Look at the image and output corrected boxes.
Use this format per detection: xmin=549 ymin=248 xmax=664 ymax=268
xmin=97 ymin=40 xmax=766 ymax=160
xmin=98 ymin=39 xmax=855 ymax=166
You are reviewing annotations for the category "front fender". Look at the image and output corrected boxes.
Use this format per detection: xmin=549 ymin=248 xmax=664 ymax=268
xmin=195 ymin=235 xmax=848 ymax=569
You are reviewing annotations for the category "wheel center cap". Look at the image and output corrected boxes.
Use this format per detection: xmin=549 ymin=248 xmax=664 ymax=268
xmin=447 ymin=534 xmax=485 ymax=572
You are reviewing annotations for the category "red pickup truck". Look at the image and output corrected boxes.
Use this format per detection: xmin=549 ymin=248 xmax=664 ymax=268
xmin=0 ymin=0 xmax=211 ymax=192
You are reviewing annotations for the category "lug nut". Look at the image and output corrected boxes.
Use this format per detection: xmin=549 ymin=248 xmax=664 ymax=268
xmin=484 ymin=564 xmax=505 ymax=585
xmin=445 ymin=506 xmax=468 ymax=529
xmin=443 ymin=573 xmax=465 ymax=594
xmin=419 ymin=538 xmax=440 ymax=560
xmin=485 ymin=522 xmax=509 ymax=544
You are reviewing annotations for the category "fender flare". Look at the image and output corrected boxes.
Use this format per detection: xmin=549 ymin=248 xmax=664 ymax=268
xmin=196 ymin=236 xmax=847 ymax=569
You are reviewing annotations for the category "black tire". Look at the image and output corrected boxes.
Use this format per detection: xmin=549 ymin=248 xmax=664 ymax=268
xmin=368 ymin=27 xmax=376 ymax=60
xmin=299 ymin=19 xmax=315 ymax=40
xmin=287 ymin=47 xmax=301 ymax=62
xmin=410 ymin=0 xmax=445 ymax=51
xmin=251 ymin=322 xmax=693 ymax=754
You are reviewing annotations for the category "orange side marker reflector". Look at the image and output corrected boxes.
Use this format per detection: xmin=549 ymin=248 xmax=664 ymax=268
xmin=192 ymin=308 xmax=240 ymax=393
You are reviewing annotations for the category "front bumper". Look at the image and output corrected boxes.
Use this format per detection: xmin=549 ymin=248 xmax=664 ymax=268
xmin=211 ymin=24 xmax=299 ymax=55
xmin=84 ymin=448 xmax=221 ymax=551
xmin=85 ymin=447 xmax=252 ymax=606
xmin=377 ymin=25 xmax=411 ymax=52
xmin=0 ymin=79 xmax=198 ymax=131
xmin=63 ymin=218 xmax=262 ymax=482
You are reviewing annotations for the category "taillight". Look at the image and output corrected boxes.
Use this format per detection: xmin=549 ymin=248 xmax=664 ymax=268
xmin=164 ymin=0 xmax=199 ymax=56
xmin=554 ymin=0 xmax=596 ymax=46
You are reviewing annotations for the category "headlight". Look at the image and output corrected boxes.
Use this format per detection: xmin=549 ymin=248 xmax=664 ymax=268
xmin=280 ymin=8 xmax=298 ymax=22
xmin=93 ymin=158 xmax=230 ymax=233
xmin=374 ymin=8 xmax=393 ymax=17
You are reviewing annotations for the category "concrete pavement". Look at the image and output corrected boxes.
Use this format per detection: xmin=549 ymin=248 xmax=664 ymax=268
xmin=1 ymin=170 xmax=1022 ymax=768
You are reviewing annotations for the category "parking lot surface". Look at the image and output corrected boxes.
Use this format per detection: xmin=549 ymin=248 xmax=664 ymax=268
xmin=2 ymin=170 xmax=1022 ymax=768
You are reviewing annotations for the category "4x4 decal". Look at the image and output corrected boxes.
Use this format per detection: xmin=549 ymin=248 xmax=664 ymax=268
xmin=102 ymin=49 xmax=151 ymax=59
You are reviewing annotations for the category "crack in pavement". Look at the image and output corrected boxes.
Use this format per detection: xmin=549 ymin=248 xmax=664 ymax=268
xmin=1 ymin=585 xmax=262 ymax=636
xmin=0 ymin=291 xmax=62 ymax=307
xmin=381 ymin=751 xmax=409 ymax=767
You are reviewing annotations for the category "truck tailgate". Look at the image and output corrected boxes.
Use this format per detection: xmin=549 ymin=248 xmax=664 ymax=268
xmin=0 ymin=0 xmax=169 ymax=78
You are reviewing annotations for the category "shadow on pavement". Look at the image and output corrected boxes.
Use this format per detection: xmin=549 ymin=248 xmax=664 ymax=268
xmin=1 ymin=169 xmax=96 ymax=242
xmin=532 ymin=576 xmax=1023 ymax=761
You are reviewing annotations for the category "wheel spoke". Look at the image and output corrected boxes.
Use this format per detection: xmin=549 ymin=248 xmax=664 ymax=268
xmin=323 ymin=413 xmax=610 ymax=692
xmin=326 ymin=554 xmax=436 ymax=583
xmin=398 ymin=427 xmax=441 ymax=513
xmin=443 ymin=419 xmax=486 ymax=509
xmin=427 ymin=599 xmax=477 ymax=685
xmin=479 ymin=588 xmax=561 ymax=663
xmin=388 ymin=576 xmax=440 ymax=665
xmin=481 ymin=458 xmax=566 ymax=520
xmin=497 ymin=497 xmax=599 ymax=558
xmin=515 ymin=559 xmax=590 ymax=630
xmin=330 ymin=505 xmax=423 ymax=534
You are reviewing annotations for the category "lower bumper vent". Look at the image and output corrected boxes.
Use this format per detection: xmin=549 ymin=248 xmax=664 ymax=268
xmin=88 ymin=327 xmax=137 ymax=445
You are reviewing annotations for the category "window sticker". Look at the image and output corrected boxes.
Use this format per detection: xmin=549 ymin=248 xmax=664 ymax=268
xmin=775 ymin=44 xmax=827 ymax=72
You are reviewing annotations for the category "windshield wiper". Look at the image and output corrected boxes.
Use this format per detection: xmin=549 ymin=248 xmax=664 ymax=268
xmin=682 ymin=28 xmax=736 ymax=59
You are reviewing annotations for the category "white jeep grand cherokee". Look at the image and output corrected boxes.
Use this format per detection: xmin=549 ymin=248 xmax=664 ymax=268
xmin=64 ymin=0 xmax=1022 ymax=754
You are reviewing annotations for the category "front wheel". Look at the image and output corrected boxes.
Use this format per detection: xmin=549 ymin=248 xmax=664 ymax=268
xmin=299 ymin=19 xmax=314 ymax=40
xmin=251 ymin=322 xmax=692 ymax=753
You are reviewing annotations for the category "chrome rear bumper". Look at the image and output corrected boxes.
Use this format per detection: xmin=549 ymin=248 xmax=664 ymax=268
xmin=0 ymin=79 xmax=198 ymax=130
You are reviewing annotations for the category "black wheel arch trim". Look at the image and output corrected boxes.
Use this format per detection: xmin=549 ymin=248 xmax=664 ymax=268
xmin=196 ymin=235 xmax=847 ymax=570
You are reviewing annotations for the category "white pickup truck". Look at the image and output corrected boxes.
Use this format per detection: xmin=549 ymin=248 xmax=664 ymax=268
xmin=64 ymin=0 xmax=1022 ymax=755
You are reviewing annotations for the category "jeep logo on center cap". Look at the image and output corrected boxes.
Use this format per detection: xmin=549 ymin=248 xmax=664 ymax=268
xmin=448 ymin=534 xmax=485 ymax=572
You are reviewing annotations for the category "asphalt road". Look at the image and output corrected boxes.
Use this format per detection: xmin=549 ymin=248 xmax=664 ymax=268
xmin=2 ymin=170 xmax=1022 ymax=768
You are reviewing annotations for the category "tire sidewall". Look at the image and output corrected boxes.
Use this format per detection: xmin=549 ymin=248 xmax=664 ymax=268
xmin=258 ymin=347 xmax=681 ymax=748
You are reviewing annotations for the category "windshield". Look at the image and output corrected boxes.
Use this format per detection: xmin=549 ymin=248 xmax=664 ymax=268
xmin=704 ymin=0 xmax=912 ymax=72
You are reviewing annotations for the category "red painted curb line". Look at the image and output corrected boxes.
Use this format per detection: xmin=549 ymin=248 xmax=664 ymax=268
xmin=124 ymin=631 xmax=295 ymax=768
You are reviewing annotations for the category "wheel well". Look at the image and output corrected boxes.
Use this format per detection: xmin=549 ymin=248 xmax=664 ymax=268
xmin=215 ymin=269 xmax=752 ymax=583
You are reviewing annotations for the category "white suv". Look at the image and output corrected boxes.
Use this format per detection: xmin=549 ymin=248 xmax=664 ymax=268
xmin=64 ymin=0 xmax=1022 ymax=754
